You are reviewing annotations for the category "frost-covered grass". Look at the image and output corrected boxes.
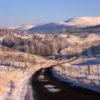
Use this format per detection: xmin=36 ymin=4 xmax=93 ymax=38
xmin=52 ymin=58 xmax=100 ymax=92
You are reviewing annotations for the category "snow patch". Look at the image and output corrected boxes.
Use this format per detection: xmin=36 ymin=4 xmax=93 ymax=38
xmin=44 ymin=84 xmax=61 ymax=92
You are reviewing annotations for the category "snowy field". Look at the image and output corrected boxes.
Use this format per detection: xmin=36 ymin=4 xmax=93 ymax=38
xmin=52 ymin=57 xmax=100 ymax=93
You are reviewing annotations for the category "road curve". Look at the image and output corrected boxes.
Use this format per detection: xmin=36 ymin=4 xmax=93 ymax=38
xmin=30 ymin=67 xmax=100 ymax=100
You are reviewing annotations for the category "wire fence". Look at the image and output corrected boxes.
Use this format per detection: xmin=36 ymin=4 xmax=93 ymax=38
xmin=0 ymin=56 xmax=27 ymax=72
xmin=59 ymin=63 xmax=100 ymax=87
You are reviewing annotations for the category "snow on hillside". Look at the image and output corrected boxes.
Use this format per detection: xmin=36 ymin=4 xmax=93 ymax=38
xmin=7 ymin=24 xmax=36 ymax=31
xmin=86 ymin=34 xmax=100 ymax=42
xmin=7 ymin=16 xmax=100 ymax=32
xmin=28 ymin=16 xmax=100 ymax=33
xmin=61 ymin=33 xmax=100 ymax=45
xmin=67 ymin=35 xmax=81 ymax=44
xmin=56 ymin=16 xmax=100 ymax=27
xmin=65 ymin=16 xmax=100 ymax=27
xmin=17 ymin=24 xmax=35 ymax=31
xmin=52 ymin=57 xmax=100 ymax=93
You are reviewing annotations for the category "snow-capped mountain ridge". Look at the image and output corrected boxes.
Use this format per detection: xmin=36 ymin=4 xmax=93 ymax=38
xmin=65 ymin=16 xmax=100 ymax=27
xmin=28 ymin=16 xmax=100 ymax=33
xmin=6 ymin=16 xmax=100 ymax=33
xmin=37 ymin=16 xmax=100 ymax=27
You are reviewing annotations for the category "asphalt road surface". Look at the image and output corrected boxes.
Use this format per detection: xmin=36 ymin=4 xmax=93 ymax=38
xmin=30 ymin=67 xmax=100 ymax=100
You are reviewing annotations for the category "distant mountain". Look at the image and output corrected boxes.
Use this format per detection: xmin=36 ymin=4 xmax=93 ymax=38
xmin=28 ymin=17 xmax=100 ymax=33
xmin=28 ymin=22 xmax=71 ymax=33
xmin=7 ymin=24 xmax=35 ymax=31
xmin=8 ymin=17 xmax=100 ymax=33
xmin=17 ymin=24 xmax=35 ymax=31
xmin=64 ymin=16 xmax=100 ymax=27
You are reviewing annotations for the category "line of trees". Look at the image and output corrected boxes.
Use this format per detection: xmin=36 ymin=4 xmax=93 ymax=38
xmin=0 ymin=31 xmax=69 ymax=56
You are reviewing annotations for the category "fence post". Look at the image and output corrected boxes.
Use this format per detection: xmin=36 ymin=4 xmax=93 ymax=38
xmin=87 ymin=65 xmax=91 ymax=75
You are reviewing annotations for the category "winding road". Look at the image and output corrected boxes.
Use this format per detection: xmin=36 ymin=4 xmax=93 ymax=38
xmin=28 ymin=67 xmax=100 ymax=100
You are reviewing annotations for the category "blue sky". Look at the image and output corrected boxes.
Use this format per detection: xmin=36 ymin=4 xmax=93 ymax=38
xmin=0 ymin=0 xmax=100 ymax=26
